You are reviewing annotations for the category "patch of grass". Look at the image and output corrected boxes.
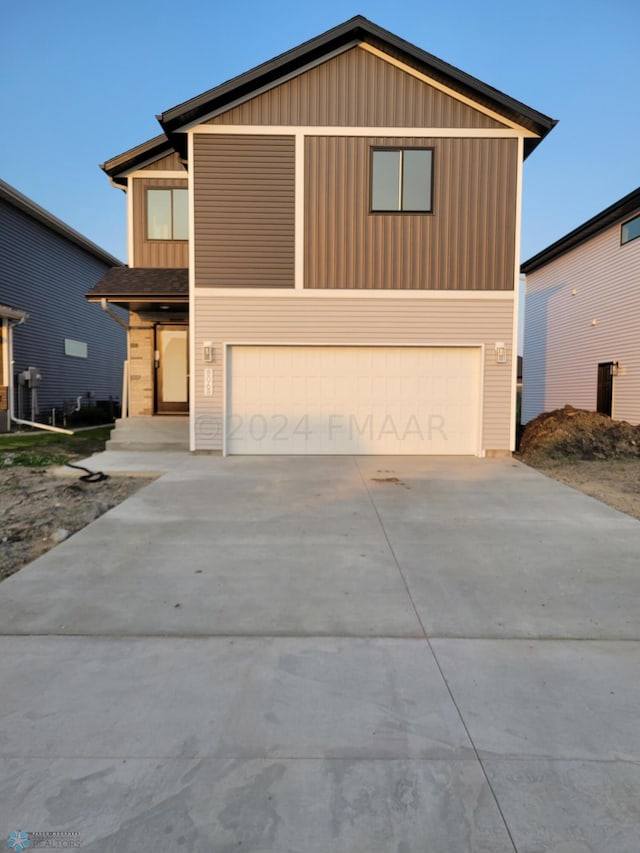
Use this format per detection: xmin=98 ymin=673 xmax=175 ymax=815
xmin=1 ymin=451 xmax=68 ymax=468
xmin=0 ymin=426 xmax=112 ymax=467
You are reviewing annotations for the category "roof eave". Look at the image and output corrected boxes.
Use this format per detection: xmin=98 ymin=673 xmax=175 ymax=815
xmin=522 ymin=186 xmax=640 ymax=274
xmin=86 ymin=294 xmax=189 ymax=302
xmin=0 ymin=304 xmax=29 ymax=322
xmin=100 ymin=134 xmax=182 ymax=186
xmin=0 ymin=179 xmax=123 ymax=267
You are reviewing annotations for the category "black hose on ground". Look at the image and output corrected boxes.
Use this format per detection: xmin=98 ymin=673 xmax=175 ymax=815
xmin=64 ymin=462 xmax=109 ymax=483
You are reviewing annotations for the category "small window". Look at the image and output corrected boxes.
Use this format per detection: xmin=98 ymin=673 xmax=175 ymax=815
xmin=146 ymin=188 xmax=188 ymax=240
xmin=621 ymin=214 xmax=640 ymax=245
xmin=371 ymin=148 xmax=433 ymax=212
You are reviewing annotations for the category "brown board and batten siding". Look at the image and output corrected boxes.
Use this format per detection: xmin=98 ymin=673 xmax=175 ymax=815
xmin=132 ymin=177 xmax=188 ymax=268
xmin=207 ymin=46 xmax=506 ymax=129
xmin=143 ymin=151 xmax=185 ymax=172
xmin=305 ymin=136 xmax=517 ymax=290
xmin=193 ymin=295 xmax=514 ymax=452
xmin=193 ymin=134 xmax=295 ymax=288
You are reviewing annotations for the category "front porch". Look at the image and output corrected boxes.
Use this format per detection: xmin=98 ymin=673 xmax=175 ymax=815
xmin=107 ymin=415 xmax=189 ymax=451
xmin=86 ymin=268 xmax=190 ymax=436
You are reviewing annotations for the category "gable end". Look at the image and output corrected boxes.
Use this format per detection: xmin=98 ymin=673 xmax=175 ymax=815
xmin=206 ymin=47 xmax=507 ymax=129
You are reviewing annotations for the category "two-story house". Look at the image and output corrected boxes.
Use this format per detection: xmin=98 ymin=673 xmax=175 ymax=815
xmin=522 ymin=186 xmax=640 ymax=425
xmin=88 ymin=15 xmax=555 ymax=455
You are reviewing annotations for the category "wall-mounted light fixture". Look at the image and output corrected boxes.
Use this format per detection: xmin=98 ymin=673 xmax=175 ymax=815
xmin=611 ymin=362 xmax=620 ymax=376
xmin=495 ymin=342 xmax=507 ymax=364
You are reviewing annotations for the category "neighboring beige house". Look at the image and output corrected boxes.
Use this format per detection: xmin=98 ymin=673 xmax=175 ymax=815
xmin=522 ymin=186 xmax=640 ymax=425
xmin=88 ymin=15 xmax=555 ymax=455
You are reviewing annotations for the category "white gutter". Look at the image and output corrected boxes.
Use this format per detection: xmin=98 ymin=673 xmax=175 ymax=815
xmin=99 ymin=297 xmax=130 ymax=330
xmin=4 ymin=311 xmax=74 ymax=435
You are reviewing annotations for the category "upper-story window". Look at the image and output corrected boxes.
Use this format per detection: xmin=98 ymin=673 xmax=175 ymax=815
xmin=146 ymin=188 xmax=188 ymax=240
xmin=371 ymin=148 xmax=433 ymax=213
xmin=621 ymin=214 xmax=640 ymax=246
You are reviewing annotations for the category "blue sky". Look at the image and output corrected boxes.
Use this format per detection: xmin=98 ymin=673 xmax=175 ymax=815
xmin=1 ymin=0 xmax=638 ymax=266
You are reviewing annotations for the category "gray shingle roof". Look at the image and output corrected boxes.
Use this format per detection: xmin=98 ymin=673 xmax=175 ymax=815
xmin=86 ymin=267 xmax=188 ymax=299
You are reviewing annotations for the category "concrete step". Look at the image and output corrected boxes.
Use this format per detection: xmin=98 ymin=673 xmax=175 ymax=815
xmin=106 ymin=417 xmax=189 ymax=452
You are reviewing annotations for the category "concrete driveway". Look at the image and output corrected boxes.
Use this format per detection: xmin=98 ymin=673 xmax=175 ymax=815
xmin=0 ymin=454 xmax=639 ymax=851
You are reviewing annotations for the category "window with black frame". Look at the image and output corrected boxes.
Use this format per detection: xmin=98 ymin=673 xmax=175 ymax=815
xmin=621 ymin=214 xmax=640 ymax=245
xmin=371 ymin=148 xmax=433 ymax=213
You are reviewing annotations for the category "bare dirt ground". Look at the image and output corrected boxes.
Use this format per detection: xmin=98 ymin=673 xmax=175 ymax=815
xmin=0 ymin=467 xmax=148 ymax=581
xmin=523 ymin=457 xmax=640 ymax=522
xmin=519 ymin=405 xmax=640 ymax=522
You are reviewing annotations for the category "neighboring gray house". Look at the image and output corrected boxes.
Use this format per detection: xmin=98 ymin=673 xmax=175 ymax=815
xmin=0 ymin=179 xmax=126 ymax=431
xmin=522 ymin=186 xmax=640 ymax=425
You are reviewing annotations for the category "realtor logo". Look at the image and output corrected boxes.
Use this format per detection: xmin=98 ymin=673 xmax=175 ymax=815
xmin=6 ymin=831 xmax=79 ymax=849
xmin=7 ymin=832 xmax=30 ymax=851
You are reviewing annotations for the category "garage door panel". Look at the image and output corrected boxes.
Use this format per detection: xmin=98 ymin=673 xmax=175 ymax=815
xmin=227 ymin=346 xmax=480 ymax=455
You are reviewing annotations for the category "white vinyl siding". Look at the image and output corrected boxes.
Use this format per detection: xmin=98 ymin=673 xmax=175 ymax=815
xmin=192 ymin=295 xmax=514 ymax=454
xmin=524 ymin=217 xmax=640 ymax=424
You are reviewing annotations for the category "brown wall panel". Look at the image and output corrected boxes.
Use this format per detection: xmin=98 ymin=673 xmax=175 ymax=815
xmin=194 ymin=134 xmax=295 ymax=287
xmin=208 ymin=47 xmax=505 ymax=129
xmin=143 ymin=152 xmax=184 ymax=171
xmin=305 ymin=136 xmax=517 ymax=290
xmin=132 ymin=177 xmax=189 ymax=268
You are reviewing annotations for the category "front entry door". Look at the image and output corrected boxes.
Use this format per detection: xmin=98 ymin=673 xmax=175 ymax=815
xmin=155 ymin=325 xmax=188 ymax=414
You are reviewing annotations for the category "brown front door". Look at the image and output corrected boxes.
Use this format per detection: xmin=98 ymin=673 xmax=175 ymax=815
xmin=596 ymin=362 xmax=613 ymax=417
xmin=155 ymin=325 xmax=188 ymax=414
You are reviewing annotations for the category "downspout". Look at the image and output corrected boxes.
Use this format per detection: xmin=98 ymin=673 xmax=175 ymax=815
xmin=100 ymin=298 xmax=130 ymax=331
xmin=7 ymin=314 xmax=74 ymax=435
xmin=100 ymin=298 xmax=130 ymax=417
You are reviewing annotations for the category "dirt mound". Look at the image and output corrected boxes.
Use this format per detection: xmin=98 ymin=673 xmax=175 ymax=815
xmin=519 ymin=405 xmax=640 ymax=460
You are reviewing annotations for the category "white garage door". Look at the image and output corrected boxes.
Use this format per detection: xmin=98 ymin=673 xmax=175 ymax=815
xmin=226 ymin=346 xmax=481 ymax=455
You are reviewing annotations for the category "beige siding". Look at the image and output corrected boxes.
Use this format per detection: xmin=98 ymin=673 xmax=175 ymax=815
xmin=208 ymin=47 xmax=505 ymax=129
xmin=305 ymin=136 xmax=517 ymax=290
xmin=524 ymin=218 xmax=640 ymax=424
xmin=194 ymin=134 xmax=295 ymax=287
xmin=143 ymin=151 xmax=184 ymax=171
xmin=193 ymin=295 xmax=514 ymax=452
xmin=132 ymin=177 xmax=189 ymax=269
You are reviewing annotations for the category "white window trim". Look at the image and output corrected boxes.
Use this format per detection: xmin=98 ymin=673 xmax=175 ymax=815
xmin=127 ymin=170 xmax=188 ymax=179
xmin=192 ymin=125 xmax=533 ymax=138
xmin=509 ymin=136 xmax=524 ymax=453
xmin=193 ymin=287 xmax=515 ymax=299
xmin=188 ymin=132 xmax=196 ymax=451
